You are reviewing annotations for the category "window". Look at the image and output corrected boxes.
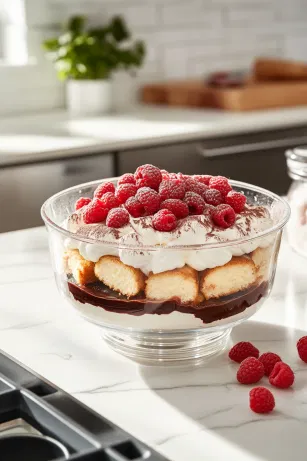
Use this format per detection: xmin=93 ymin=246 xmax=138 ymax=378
xmin=0 ymin=0 xmax=28 ymax=64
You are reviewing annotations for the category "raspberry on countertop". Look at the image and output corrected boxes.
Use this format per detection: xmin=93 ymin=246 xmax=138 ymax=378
xmin=259 ymin=352 xmax=282 ymax=376
xmin=237 ymin=357 xmax=265 ymax=384
xmin=249 ymin=387 xmax=275 ymax=414
xmin=229 ymin=341 xmax=260 ymax=363
xmin=297 ymin=336 xmax=307 ymax=363
xmin=269 ymin=362 xmax=294 ymax=389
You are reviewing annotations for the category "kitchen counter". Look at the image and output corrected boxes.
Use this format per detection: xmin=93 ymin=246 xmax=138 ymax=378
xmin=0 ymin=226 xmax=307 ymax=461
xmin=1 ymin=105 xmax=307 ymax=167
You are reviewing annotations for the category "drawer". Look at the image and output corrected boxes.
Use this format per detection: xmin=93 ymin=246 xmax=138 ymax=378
xmin=0 ymin=154 xmax=113 ymax=233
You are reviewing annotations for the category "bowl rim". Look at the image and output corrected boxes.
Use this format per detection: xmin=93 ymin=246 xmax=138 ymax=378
xmin=41 ymin=178 xmax=291 ymax=251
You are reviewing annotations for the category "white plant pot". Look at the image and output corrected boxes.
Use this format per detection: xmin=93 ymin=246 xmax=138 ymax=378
xmin=66 ymin=80 xmax=112 ymax=116
xmin=112 ymin=72 xmax=138 ymax=112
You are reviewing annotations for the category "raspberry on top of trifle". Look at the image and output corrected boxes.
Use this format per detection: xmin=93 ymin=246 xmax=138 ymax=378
xmin=64 ymin=165 xmax=275 ymax=324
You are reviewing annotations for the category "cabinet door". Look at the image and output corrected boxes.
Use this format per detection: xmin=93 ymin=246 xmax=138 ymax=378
xmin=118 ymin=142 xmax=205 ymax=176
xmin=0 ymin=154 xmax=113 ymax=233
xmin=199 ymin=148 xmax=291 ymax=195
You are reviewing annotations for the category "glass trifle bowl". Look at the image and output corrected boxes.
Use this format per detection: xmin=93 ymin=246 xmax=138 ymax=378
xmin=41 ymin=172 xmax=290 ymax=366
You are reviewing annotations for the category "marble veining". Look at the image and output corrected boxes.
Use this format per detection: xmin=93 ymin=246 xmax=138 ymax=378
xmin=0 ymin=226 xmax=307 ymax=461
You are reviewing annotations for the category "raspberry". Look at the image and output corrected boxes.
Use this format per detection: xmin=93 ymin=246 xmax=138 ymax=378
xmin=203 ymin=204 xmax=215 ymax=217
xmin=237 ymin=357 xmax=265 ymax=384
xmin=135 ymin=164 xmax=162 ymax=190
xmin=212 ymin=204 xmax=236 ymax=228
xmin=159 ymin=179 xmax=186 ymax=201
xmin=184 ymin=192 xmax=205 ymax=215
xmin=82 ymin=198 xmax=108 ymax=224
xmin=125 ymin=196 xmax=145 ymax=218
xmin=269 ymin=362 xmax=294 ymax=389
xmin=203 ymin=188 xmax=223 ymax=206
xmin=161 ymin=169 xmax=170 ymax=180
xmin=94 ymin=182 xmax=115 ymax=199
xmin=106 ymin=208 xmax=130 ymax=228
xmin=229 ymin=341 xmax=259 ymax=363
xmin=259 ymin=352 xmax=282 ymax=376
xmin=168 ymin=172 xmax=179 ymax=180
xmin=209 ymin=176 xmax=232 ymax=196
xmin=193 ymin=174 xmax=212 ymax=186
xmin=184 ymin=177 xmax=207 ymax=196
xmin=118 ymin=173 xmax=136 ymax=186
xmin=160 ymin=199 xmax=189 ymax=219
xmin=115 ymin=184 xmax=137 ymax=204
xmin=136 ymin=187 xmax=161 ymax=215
xmin=75 ymin=197 xmax=91 ymax=210
xmin=249 ymin=387 xmax=275 ymax=414
xmin=153 ymin=209 xmax=177 ymax=232
xmin=100 ymin=192 xmax=120 ymax=211
xmin=297 ymin=336 xmax=307 ymax=363
xmin=226 ymin=191 xmax=246 ymax=213
xmin=176 ymin=172 xmax=190 ymax=181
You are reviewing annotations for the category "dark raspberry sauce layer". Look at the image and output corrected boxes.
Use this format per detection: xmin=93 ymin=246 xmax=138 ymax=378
xmin=67 ymin=280 xmax=268 ymax=324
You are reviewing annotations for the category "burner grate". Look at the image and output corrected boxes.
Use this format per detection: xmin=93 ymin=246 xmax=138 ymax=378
xmin=0 ymin=351 xmax=168 ymax=461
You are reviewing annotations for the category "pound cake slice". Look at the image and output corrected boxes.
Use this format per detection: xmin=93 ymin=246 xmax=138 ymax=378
xmin=65 ymin=249 xmax=97 ymax=285
xmin=200 ymin=256 xmax=256 ymax=300
xmin=95 ymin=256 xmax=146 ymax=297
xmin=145 ymin=266 xmax=199 ymax=303
xmin=251 ymin=246 xmax=272 ymax=279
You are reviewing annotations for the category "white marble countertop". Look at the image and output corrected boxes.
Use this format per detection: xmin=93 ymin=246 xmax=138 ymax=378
xmin=1 ymin=105 xmax=307 ymax=167
xmin=0 ymin=226 xmax=307 ymax=461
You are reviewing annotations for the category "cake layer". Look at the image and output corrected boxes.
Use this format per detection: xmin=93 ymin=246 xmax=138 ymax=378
xmin=200 ymin=256 xmax=257 ymax=300
xmin=145 ymin=266 xmax=199 ymax=303
xmin=65 ymin=249 xmax=97 ymax=285
xmin=95 ymin=255 xmax=145 ymax=297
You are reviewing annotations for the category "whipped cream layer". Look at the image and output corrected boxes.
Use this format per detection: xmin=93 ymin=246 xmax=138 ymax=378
xmin=64 ymin=205 xmax=274 ymax=274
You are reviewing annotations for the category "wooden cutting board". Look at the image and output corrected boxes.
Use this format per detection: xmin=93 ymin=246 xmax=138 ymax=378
xmin=141 ymin=79 xmax=307 ymax=111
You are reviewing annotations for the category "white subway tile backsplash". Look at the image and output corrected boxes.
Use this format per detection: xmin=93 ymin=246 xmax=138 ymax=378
xmin=102 ymin=3 xmax=158 ymax=28
xmin=225 ymin=5 xmax=277 ymax=24
xmin=187 ymin=54 xmax=254 ymax=77
xmin=161 ymin=1 xmax=222 ymax=26
xmin=24 ymin=0 xmax=59 ymax=26
xmin=43 ymin=0 xmax=307 ymax=84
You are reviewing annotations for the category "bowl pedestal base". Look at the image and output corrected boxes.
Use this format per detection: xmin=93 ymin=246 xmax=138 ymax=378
xmin=102 ymin=327 xmax=232 ymax=367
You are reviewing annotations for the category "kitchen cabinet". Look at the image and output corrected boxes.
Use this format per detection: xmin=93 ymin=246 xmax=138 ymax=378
xmin=0 ymin=154 xmax=113 ymax=233
xmin=119 ymin=125 xmax=307 ymax=195
xmin=2 ymin=123 xmax=307 ymax=233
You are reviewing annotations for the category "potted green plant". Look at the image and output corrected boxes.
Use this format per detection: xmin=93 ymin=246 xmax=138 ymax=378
xmin=43 ymin=15 xmax=146 ymax=115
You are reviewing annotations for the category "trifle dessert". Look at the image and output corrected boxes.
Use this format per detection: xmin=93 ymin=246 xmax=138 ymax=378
xmin=42 ymin=164 xmax=290 ymax=365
